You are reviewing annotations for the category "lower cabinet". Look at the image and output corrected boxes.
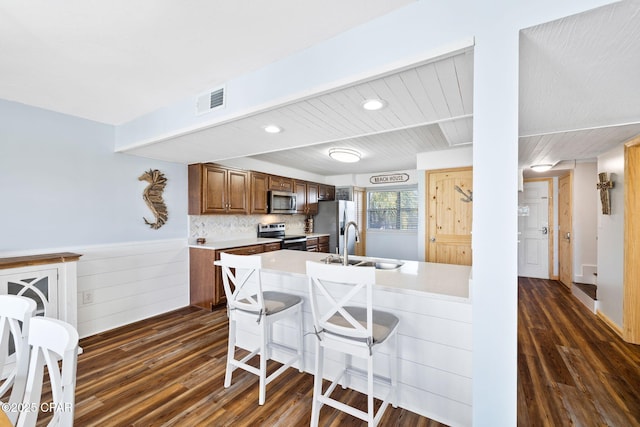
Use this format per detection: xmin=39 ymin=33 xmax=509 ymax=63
xmin=318 ymin=235 xmax=330 ymax=253
xmin=190 ymin=243 xmax=280 ymax=310
xmin=306 ymin=236 xmax=330 ymax=253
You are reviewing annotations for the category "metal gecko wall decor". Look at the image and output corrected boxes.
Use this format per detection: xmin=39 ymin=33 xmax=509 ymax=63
xmin=139 ymin=169 xmax=168 ymax=229
xmin=454 ymin=185 xmax=473 ymax=203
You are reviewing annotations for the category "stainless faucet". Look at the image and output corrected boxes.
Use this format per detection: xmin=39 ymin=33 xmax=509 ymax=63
xmin=343 ymin=221 xmax=360 ymax=266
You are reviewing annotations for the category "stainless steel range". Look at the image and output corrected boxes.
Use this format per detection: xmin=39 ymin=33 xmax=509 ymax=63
xmin=257 ymin=223 xmax=307 ymax=251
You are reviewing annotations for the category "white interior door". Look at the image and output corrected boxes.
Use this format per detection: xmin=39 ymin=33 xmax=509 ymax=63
xmin=518 ymin=180 xmax=550 ymax=278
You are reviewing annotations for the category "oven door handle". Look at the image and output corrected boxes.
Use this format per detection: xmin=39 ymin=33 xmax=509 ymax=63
xmin=283 ymin=237 xmax=307 ymax=244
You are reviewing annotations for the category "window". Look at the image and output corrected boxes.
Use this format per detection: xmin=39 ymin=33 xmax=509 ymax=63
xmin=367 ymin=187 xmax=418 ymax=230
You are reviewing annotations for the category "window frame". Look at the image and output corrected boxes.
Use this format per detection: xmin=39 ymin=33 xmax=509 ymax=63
xmin=366 ymin=185 xmax=418 ymax=232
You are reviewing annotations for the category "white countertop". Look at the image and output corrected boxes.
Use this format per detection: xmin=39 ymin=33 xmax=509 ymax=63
xmin=189 ymin=237 xmax=282 ymax=250
xmin=188 ymin=234 xmax=330 ymax=251
xmin=259 ymin=250 xmax=471 ymax=302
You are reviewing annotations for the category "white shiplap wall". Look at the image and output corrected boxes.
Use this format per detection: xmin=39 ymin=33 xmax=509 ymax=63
xmin=75 ymin=239 xmax=189 ymax=338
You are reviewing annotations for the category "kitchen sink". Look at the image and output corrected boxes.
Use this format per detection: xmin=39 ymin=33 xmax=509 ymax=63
xmin=319 ymin=256 xmax=404 ymax=270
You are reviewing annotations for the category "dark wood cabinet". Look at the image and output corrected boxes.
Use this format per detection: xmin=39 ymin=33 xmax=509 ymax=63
xmin=189 ymin=163 xmax=249 ymax=214
xmin=306 ymin=237 xmax=318 ymax=252
xmin=263 ymin=242 xmax=282 ymax=252
xmin=250 ymin=172 xmax=268 ymax=214
xmin=268 ymin=175 xmax=294 ymax=192
xmin=189 ymin=163 xmax=331 ymax=216
xmin=319 ymin=184 xmax=335 ymax=201
xmin=295 ymin=180 xmax=319 ymax=215
xmin=294 ymin=181 xmax=307 ymax=215
xmin=318 ymin=235 xmax=330 ymax=253
xmin=190 ymin=242 xmax=281 ymax=310
xmin=307 ymin=182 xmax=319 ymax=215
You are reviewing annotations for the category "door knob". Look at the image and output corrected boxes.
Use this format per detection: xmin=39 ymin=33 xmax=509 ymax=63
xmin=541 ymin=226 xmax=548 ymax=235
xmin=430 ymin=237 xmax=436 ymax=242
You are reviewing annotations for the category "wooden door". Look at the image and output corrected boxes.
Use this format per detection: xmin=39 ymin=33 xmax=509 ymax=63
xmin=249 ymin=172 xmax=268 ymax=214
xmin=353 ymin=187 xmax=366 ymax=256
xmin=558 ymin=173 xmax=573 ymax=288
xmin=227 ymin=169 xmax=249 ymax=214
xmin=427 ymin=167 xmax=473 ymax=265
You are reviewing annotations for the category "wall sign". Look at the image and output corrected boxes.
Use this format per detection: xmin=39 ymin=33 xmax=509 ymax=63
xmin=369 ymin=173 xmax=409 ymax=184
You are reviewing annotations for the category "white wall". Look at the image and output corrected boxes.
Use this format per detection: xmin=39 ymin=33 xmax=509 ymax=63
xmin=597 ymin=144 xmax=625 ymax=327
xmin=0 ymin=99 xmax=188 ymax=252
xmin=0 ymin=99 xmax=190 ymax=336
xmin=573 ymin=162 xmax=599 ymax=284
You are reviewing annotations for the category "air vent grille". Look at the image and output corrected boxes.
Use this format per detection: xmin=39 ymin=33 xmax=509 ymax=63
xmin=196 ymin=86 xmax=225 ymax=115
xmin=210 ymin=88 xmax=224 ymax=109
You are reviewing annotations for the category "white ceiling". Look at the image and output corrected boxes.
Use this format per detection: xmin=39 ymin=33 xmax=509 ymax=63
xmin=2 ymin=1 xmax=640 ymax=177
xmin=0 ymin=0 xmax=412 ymax=125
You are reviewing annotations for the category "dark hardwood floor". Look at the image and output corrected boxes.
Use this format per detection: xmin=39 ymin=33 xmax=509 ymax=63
xmin=57 ymin=306 xmax=443 ymax=426
xmin=19 ymin=276 xmax=640 ymax=426
xmin=518 ymin=276 xmax=640 ymax=426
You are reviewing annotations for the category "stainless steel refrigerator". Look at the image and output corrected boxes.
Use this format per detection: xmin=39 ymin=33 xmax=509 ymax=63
xmin=314 ymin=200 xmax=356 ymax=255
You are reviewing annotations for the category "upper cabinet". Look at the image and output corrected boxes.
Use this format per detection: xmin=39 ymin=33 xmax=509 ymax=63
xmin=268 ymin=175 xmax=294 ymax=192
xmin=249 ymin=172 xmax=268 ymax=214
xmin=188 ymin=163 xmax=249 ymax=214
xmin=294 ymin=181 xmax=320 ymax=216
xmin=318 ymin=184 xmax=335 ymax=201
xmin=189 ymin=163 xmax=334 ymax=215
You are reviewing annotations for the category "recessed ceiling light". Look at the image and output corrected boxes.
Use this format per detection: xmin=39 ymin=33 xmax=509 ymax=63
xmin=329 ymin=148 xmax=361 ymax=163
xmin=530 ymin=164 xmax=553 ymax=172
xmin=361 ymin=98 xmax=387 ymax=111
xmin=264 ymin=125 xmax=282 ymax=134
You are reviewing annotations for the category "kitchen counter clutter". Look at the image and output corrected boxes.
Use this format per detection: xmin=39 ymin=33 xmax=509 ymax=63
xmin=227 ymin=249 xmax=473 ymax=426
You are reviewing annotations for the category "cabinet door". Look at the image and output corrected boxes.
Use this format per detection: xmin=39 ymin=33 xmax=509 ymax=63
xmin=268 ymin=175 xmax=294 ymax=192
xmin=189 ymin=248 xmax=216 ymax=309
xmin=227 ymin=169 xmax=249 ymax=214
xmin=250 ymin=172 xmax=268 ymax=214
xmin=294 ymin=181 xmax=307 ymax=214
xmin=0 ymin=268 xmax=58 ymax=318
xmin=306 ymin=237 xmax=318 ymax=252
xmin=307 ymin=182 xmax=319 ymax=215
xmin=264 ymin=242 xmax=282 ymax=252
xmin=319 ymin=184 xmax=335 ymax=201
xmin=202 ymin=165 xmax=227 ymax=213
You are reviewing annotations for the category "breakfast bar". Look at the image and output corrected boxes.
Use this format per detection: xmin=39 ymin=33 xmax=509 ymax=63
xmin=233 ymin=249 xmax=473 ymax=427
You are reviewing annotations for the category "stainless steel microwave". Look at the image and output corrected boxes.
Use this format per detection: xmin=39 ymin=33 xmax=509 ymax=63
xmin=268 ymin=190 xmax=297 ymax=214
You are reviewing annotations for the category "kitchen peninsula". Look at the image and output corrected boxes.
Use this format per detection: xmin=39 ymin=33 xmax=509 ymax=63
xmin=233 ymin=249 xmax=473 ymax=427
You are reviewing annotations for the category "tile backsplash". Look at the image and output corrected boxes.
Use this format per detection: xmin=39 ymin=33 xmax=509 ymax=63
xmin=189 ymin=214 xmax=306 ymax=240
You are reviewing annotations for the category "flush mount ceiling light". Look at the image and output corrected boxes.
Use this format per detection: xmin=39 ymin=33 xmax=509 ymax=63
xmin=530 ymin=164 xmax=553 ymax=172
xmin=329 ymin=148 xmax=361 ymax=163
xmin=361 ymin=98 xmax=387 ymax=111
xmin=264 ymin=125 xmax=282 ymax=134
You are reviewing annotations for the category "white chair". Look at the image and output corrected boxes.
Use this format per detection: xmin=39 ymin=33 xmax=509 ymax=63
xmin=306 ymin=261 xmax=399 ymax=427
xmin=16 ymin=317 xmax=79 ymax=427
xmin=216 ymin=252 xmax=304 ymax=405
xmin=0 ymin=295 xmax=37 ymax=425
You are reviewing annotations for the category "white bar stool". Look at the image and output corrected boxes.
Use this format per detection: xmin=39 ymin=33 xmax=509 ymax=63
xmin=0 ymin=295 xmax=37 ymax=425
xmin=306 ymin=261 xmax=399 ymax=427
xmin=216 ymin=252 xmax=304 ymax=405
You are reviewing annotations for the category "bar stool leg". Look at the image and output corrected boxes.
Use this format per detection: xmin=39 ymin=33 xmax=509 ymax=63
xmin=224 ymin=317 xmax=236 ymax=388
xmin=310 ymin=339 xmax=324 ymax=427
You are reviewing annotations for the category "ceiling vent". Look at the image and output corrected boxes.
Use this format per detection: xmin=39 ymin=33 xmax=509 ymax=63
xmin=196 ymin=86 xmax=225 ymax=115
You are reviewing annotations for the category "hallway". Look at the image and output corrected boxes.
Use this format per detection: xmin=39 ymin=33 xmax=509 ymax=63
xmin=518 ymin=277 xmax=640 ymax=425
